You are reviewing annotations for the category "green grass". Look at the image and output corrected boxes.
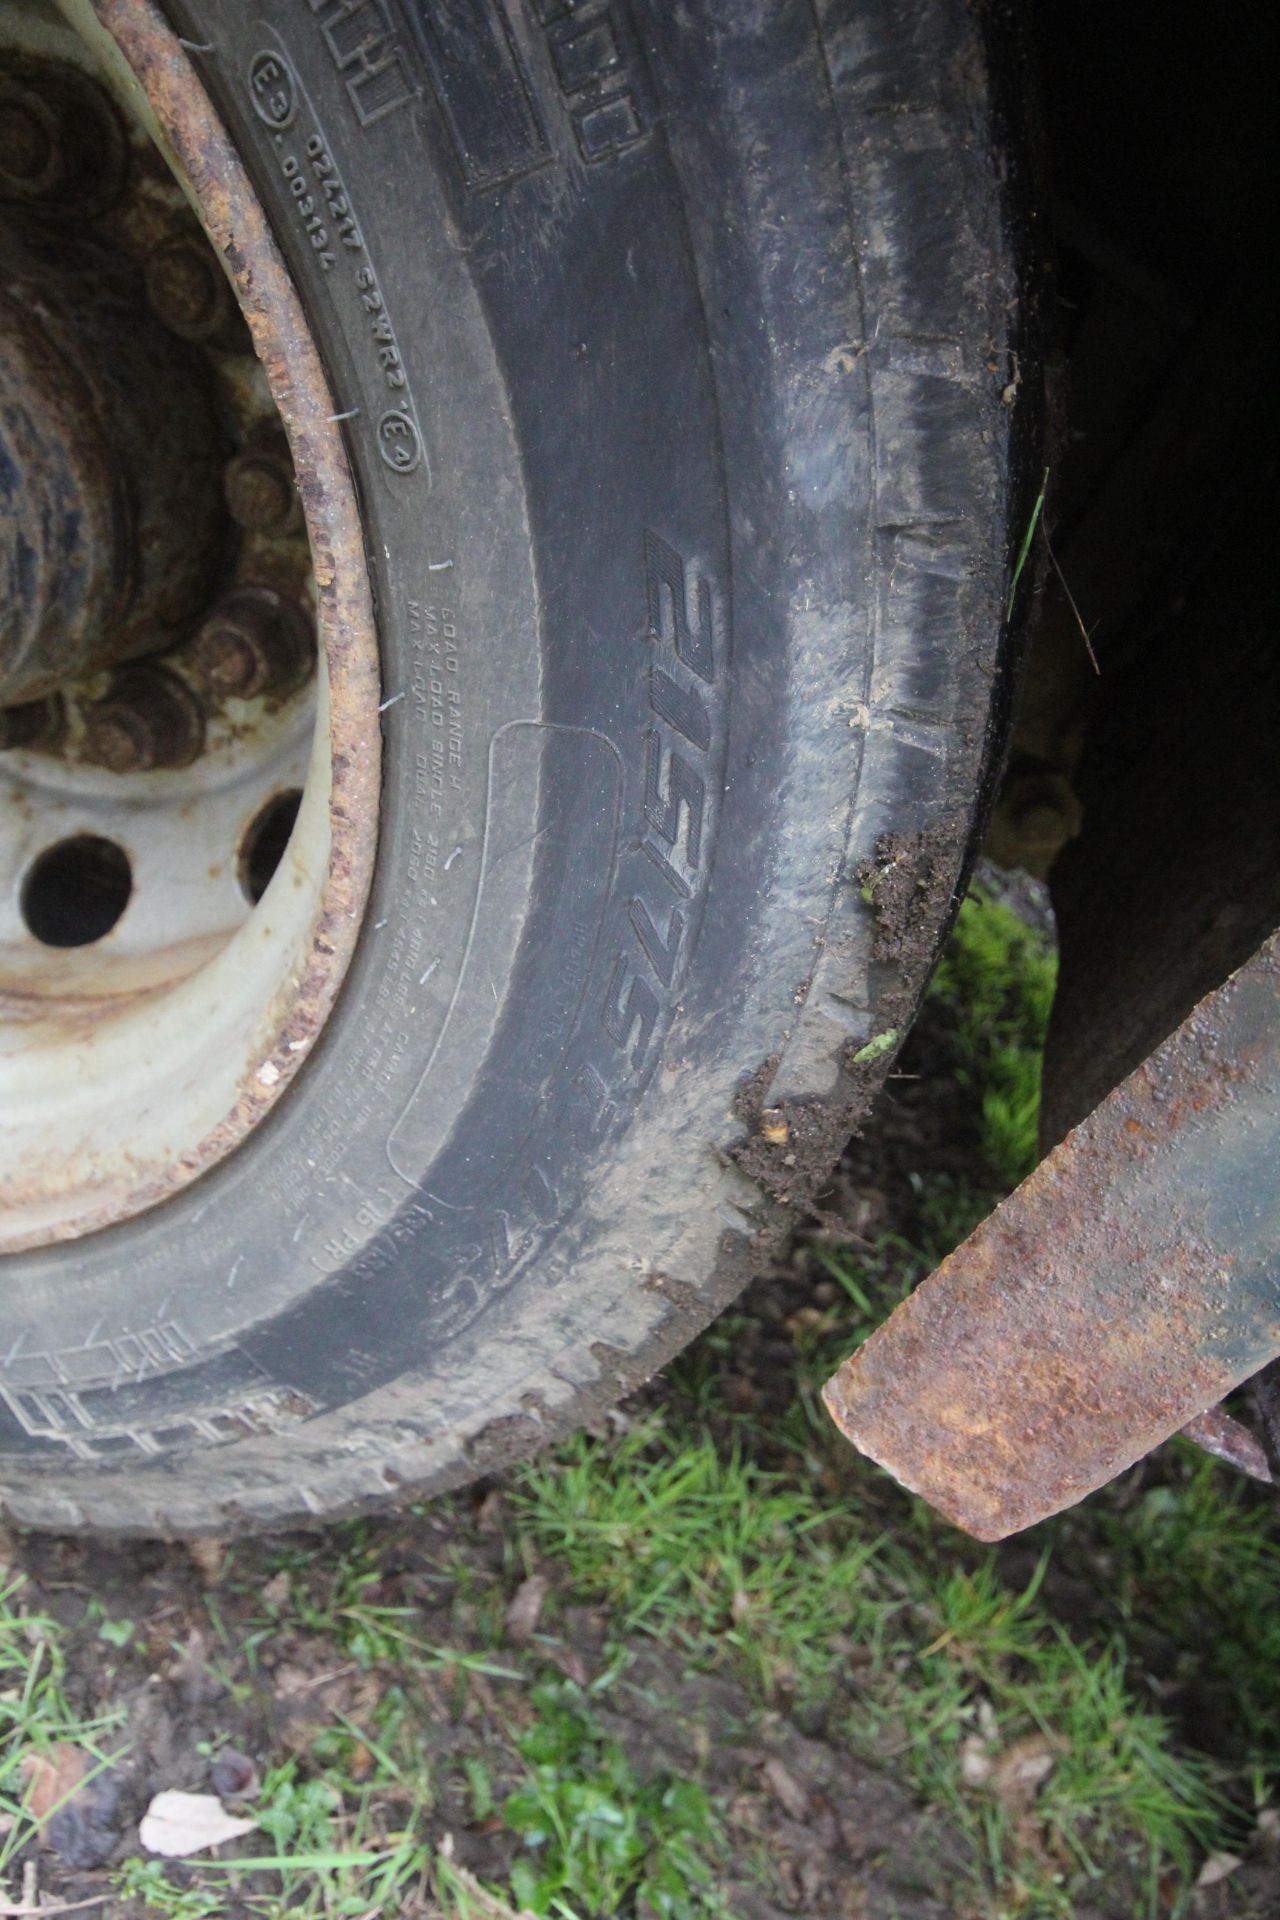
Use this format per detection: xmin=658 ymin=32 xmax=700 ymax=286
xmin=116 ymin=1805 xmax=435 ymax=1920
xmin=511 ymin=1411 xmax=1219 ymax=1917
xmin=7 ymin=882 xmax=1277 ymax=1920
xmin=116 ymin=1860 xmax=223 ymax=1918
xmin=0 ymin=1574 xmax=125 ymax=1883
xmin=1044 ymin=1446 xmax=1280 ymax=1779
xmin=502 ymin=1680 xmax=726 ymax=1918
xmin=505 ymin=886 xmax=1261 ymax=1915
xmin=1007 ymin=468 xmax=1049 ymax=621
xmin=113 ymin=1757 xmax=436 ymax=1918
xmin=929 ymin=884 xmax=1058 ymax=1186
xmin=514 ymin=1419 xmax=885 ymax=1701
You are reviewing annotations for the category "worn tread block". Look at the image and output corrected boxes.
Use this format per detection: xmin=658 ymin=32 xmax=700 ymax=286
xmin=871 ymin=367 xmax=991 ymax=529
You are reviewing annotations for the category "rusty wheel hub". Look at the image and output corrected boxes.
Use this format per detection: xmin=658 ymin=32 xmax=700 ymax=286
xmin=0 ymin=224 xmax=229 ymax=708
xmin=0 ymin=0 xmax=379 ymax=1250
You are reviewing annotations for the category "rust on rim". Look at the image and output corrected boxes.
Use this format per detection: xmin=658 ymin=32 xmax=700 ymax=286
xmin=823 ymin=933 xmax=1280 ymax=1540
xmin=88 ymin=0 xmax=380 ymax=1209
xmin=0 ymin=0 xmax=381 ymax=1245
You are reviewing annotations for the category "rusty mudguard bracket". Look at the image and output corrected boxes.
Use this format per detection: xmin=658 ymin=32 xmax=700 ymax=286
xmin=823 ymin=932 xmax=1280 ymax=1540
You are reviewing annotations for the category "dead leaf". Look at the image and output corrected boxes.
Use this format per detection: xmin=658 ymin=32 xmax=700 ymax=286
xmin=276 ymin=1666 xmax=379 ymax=1757
xmin=474 ymin=1488 xmax=504 ymax=1533
xmin=261 ymin=1570 xmax=291 ymax=1609
xmin=21 ymin=1745 xmax=86 ymax=1823
xmin=721 ymin=1376 xmax=759 ymax=1412
xmin=139 ymin=1789 xmax=259 ymax=1859
xmin=166 ymin=1629 xmax=223 ymax=1709
xmin=278 ymin=1718 xmax=321 ymax=1759
xmin=1195 ymin=1851 xmax=1244 ymax=1890
xmin=763 ymin=1756 xmax=810 ymax=1823
xmin=959 ymin=1735 xmax=994 ymax=1786
xmin=186 ymin=1538 xmax=227 ymax=1584
xmin=990 ymin=1734 xmax=1058 ymax=1812
xmin=504 ymin=1575 xmax=549 ymax=1646
xmin=545 ymin=1642 xmax=590 ymax=1688
xmin=338 ymin=1670 xmax=384 ymax=1724
xmin=272 ymin=1662 xmax=316 ymax=1698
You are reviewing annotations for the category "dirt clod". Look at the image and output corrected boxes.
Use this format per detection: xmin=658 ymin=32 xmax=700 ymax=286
xmin=210 ymin=1749 xmax=259 ymax=1800
xmin=46 ymin=1766 xmax=126 ymax=1872
xmin=503 ymin=1575 xmax=549 ymax=1647
xmin=856 ymin=830 xmax=956 ymax=967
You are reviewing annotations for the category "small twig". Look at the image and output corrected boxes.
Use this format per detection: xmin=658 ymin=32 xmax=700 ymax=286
xmin=296 ymin=1660 xmax=360 ymax=1692
xmin=1041 ymin=517 xmax=1101 ymax=675
xmin=0 ymin=1897 xmax=110 ymax=1917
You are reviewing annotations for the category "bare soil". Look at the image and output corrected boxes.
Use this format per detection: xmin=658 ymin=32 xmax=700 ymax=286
xmin=6 ymin=1497 xmax=965 ymax=1919
xmin=4 ymin=985 xmax=1279 ymax=1919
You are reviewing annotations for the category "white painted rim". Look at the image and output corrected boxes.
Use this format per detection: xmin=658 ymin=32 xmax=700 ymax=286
xmin=0 ymin=0 xmax=380 ymax=1251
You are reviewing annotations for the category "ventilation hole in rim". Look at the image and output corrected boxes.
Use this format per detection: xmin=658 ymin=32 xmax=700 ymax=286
xmin=239 ymin=788 xmax=303 ymax=905
xmin=21 ymin=835 xmax=133 ymax=947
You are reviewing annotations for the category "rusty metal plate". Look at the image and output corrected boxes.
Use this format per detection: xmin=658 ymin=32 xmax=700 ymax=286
xmin=823 ymin=933 xmax=1280 ymax=1540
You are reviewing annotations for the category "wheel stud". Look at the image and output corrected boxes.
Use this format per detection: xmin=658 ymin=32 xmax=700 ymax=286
xmin=82 ymin=666 xmax=205 ymax=773
xmin=0 ymin=61 xmax=127 ymax=213
xmin=0 ymin=697 xmax=61 ymax=753
xmin=184 ymin=587 xmax=313 ymax=701
xmin=145 ymin=236 xmax=244 ymax=349
xmin=224 ymin=452 xmax=297 ymax=533
xmin=0 ymin=94 xmax=54 ymax=190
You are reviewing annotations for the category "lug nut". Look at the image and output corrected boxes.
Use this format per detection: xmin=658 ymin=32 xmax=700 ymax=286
xmin=0 ymin=62 xmax=127 ymax=214
xmin=0 ymin=697 xmax=61 ymax=753
xmin=0 ymin=95 xmax=55 ymax=190
xmin=145 ymin=238 xmax=224 ymax=338
xmin=224 ymin=452 xmax=297 ymax=533
xmin=184 ymin=587 xmax=313 ymax=701
xmin=145 ymin=236 xmax=245 ymax=350
xmin=82 ymin=666 xmax=205 ymax=773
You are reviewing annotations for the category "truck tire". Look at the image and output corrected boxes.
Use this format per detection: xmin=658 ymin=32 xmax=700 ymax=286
xmin=0 ymin=0 xmax=1035 ymax=1532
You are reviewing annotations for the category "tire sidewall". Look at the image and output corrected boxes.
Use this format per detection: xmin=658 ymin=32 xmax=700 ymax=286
xmin=0 ymin=0 xmax=1020 ymax=1531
